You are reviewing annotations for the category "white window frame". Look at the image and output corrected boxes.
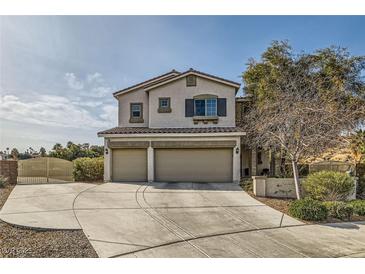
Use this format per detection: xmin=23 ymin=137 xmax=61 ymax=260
xmin=131 ymin=103 xmax=142 ymax=118
xmin=160 ymin=98 xmax=169 ymax=108
xmin=194 ymin=98 xmax=217 ymax=117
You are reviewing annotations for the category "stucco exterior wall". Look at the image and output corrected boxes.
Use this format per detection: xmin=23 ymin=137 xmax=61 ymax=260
xmin=117 ymin=88 xmax=149 ymax=127
xmin=148 ymin=77 xmax=236 ymax=128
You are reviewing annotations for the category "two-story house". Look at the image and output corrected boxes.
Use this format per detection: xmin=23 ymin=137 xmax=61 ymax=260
xmin=98 ymin=68 xmax=274 ymax=183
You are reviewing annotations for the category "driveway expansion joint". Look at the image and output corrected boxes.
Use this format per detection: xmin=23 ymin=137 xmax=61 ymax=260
xmin=2 ymin=182 xmax=365 ymax=258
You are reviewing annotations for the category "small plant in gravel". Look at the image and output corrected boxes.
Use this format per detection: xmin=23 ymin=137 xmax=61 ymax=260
xmin=0 ymin=176 xmax=8 ymax=188
xmin=322 ymin=201 xmax=353 ymax=221
xmin=303 ymin=171 xmax=355 ymax=201
xmin=288 ymin=198 xmax=328 ymax=221
xmin=348 ymin=200 xmax=365 ymax=216
xmin=240 ymin=179 xmax=253 ymax=192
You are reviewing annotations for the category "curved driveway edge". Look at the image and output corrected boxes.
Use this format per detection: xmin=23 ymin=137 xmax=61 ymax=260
xmin=2 ymin=182 xmax=365 ymax=258
xmin=0 ymin=183 xmax=95 ymax=230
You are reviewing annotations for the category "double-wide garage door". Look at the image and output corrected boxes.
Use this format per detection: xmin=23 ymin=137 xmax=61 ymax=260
xmin=112 ymin=148 xmax=233 ymax=183
xmin=155 ymin=148 xmax=232 ymax=183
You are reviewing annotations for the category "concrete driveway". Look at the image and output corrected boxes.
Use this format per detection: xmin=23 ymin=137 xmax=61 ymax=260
xmin=1 ymin=182 xmax=365 ymax=258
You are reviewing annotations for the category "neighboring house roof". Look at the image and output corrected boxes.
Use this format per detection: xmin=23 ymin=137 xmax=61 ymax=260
xmin=113 ymin=68 xmax=241 ymax=98
xmin=113 ymin=70 xmax=181 ymax=97
xmin=144 ymin=68 xmax=241 ymax=92
xmin=98 ymin=126 xmax=244 ymax=136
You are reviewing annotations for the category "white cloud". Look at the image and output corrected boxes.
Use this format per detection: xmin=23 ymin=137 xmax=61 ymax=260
xmin=100 ymin=105 xmax=118 ymax=122
xmin=73 ymin=100 xmax=103 ymax=107
xmin=64 ymin=72 xmax=84 ymax=90
xmin=87 ymin=72 xmax=103 ymax=84
xmin=90 ymin=86 xmax=112 ymax=98
xmin=0 ymin=94 xmax=116 ymax=129
xmin=64 ymin=72 xmax=114 ymax=98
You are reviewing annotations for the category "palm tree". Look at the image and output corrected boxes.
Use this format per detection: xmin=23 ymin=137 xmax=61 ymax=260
xmin=39 ymin=147 xmax=47 ymax=157
xmin=11 ymin=148 xmax=19 ymax=160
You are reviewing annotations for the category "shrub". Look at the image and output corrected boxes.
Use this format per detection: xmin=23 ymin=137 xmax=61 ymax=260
xmin=322 ymin=201 xmax=353 ymax=221
xmin=0 ymin=176 xmax=7 ymax=188
xmin=303 ymin=171 xmax=355 ymax=201
xmin=73 ymin=157 xmax=104 ymax=182
xmin=240 ymin=179 xmax=253 ymax=192
xmin=348 ymin=200 xmax=365 ymax=216
xmin=288 ymin=198 xmax=328 ymax=221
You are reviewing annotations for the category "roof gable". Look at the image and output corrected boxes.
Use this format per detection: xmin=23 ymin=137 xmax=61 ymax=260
xmin=144 ymin=68 xmax=241 ymax=92
xmin=113 ymin=70 xmax=180 ymax=97
xmin=113 ymin=68 xmax=241 ymax=98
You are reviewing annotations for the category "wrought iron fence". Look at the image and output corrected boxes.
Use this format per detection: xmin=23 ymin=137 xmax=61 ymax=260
xmin=17 ymin=157 xmax=74 ymax=184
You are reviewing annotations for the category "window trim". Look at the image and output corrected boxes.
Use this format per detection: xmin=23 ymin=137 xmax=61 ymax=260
xmin=158 ymin=97 xmax=172 ymax=113
xmin=129 ymin=103 xmax=144 ymax=123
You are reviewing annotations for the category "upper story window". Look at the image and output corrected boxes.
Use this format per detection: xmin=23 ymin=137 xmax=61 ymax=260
xmin=186 ymin=75 xmax=197 ymax=87
xmin=131 ymin=104 xmax=142 ymax=117
xmin=158 ymin=97 xmax=171 ymax=113
xmin=160 ymin=98 xmax=169 ymax=108
xmin=129 ymin=103 xmax=144 ymax=123
xmin=185 ymin=95 xmax=226 ymax=124
xmin=194 ymin=98 xmax=217 ymax=117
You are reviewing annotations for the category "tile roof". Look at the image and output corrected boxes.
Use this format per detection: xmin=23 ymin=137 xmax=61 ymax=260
xmin=98 ymin=127 xmax=244 ymax=135
xmin=113 ymin=70 xmax=180 ymax=96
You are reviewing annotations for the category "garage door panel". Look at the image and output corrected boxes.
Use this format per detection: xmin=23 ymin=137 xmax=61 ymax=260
xmin=112 ymin=149 xmax=147 ymax=182
xmin=155 ymin=148 xmax=232 ymax=183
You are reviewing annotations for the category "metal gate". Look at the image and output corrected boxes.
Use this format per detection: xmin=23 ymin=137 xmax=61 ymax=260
xmin=17 ymin=157 xmax=74 ymax=184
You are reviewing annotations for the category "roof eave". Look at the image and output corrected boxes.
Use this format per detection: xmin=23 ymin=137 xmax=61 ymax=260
xmin=98 ymin=131 xmax=246 ymax=138
xmin=112 ymin=71 xmax=180 ymax=98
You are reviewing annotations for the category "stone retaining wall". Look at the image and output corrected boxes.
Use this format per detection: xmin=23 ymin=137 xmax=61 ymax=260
xmin=0 ymin=160 xmax=18 ymax=184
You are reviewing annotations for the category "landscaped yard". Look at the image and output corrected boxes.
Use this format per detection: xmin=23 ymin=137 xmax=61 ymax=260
xmin=0 ymin=184 xmax=97 ymax=258
xmin=241 ymin=174 xmax=365 ymax=224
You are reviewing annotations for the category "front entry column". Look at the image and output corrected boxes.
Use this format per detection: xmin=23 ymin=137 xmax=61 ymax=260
xmin=104 ymin=139 xmax=112 ymax=182
xmin=147 ymin=145 xmax=154 ymax=182
xmin=232 ymin=137 xmax=241 ymax=184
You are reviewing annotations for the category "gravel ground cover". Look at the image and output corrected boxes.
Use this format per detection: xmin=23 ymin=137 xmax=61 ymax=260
xmin=246 ymin=189 xmax=365 ymax=224
xmin=0 ymin=184 xmax=98 ymax=258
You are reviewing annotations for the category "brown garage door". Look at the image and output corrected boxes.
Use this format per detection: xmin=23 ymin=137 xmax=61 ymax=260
xmin=154 ymin=148 xmax=232 ymax=183
xmin=112 ymin=148 xmax=147 ymax=181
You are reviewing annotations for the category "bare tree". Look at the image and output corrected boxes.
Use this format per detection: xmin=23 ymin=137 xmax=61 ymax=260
xmin=241 ymin=42 xmax=365 ymax=199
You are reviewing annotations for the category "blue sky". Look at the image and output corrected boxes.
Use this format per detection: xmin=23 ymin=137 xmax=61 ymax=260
xmin=1 ymin=16 xmax=364 ymax=152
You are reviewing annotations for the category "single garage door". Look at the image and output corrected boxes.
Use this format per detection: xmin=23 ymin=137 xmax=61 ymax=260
xmin=112 ymin=148 xmax=147 ymax=181
xmin=155 ymin=148 xmax=232 ymax=183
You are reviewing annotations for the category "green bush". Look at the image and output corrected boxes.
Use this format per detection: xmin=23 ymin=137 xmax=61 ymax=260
xmin=288 ymin=198 xmax=328 ymax=221
xmin=303 ymin=171 xmax=355 ymax=201
xmin=322 ymin=201 xmax=353 ymax=221
xmin=0 ymin=175 xmax=7 ymax=188
xmin=348 ymin=200 xmax=365 ymax=216
xmin=73 ymin=157 xmax=104 ymax=182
